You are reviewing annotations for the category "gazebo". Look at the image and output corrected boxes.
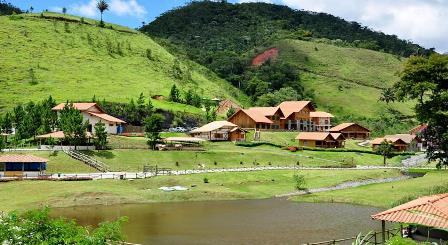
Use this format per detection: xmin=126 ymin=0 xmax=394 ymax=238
xmin=371 ymin=193 xmax=448 ymax=242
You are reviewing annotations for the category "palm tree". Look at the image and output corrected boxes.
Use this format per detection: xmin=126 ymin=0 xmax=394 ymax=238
xmin=96 ymin=0 xmax=109 ymax=26
xmin=375 ymin=140 xmax=394 ymax=166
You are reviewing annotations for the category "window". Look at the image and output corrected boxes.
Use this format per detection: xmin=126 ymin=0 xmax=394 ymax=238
xmin=109 ymin=124 xmax=113 ymax=127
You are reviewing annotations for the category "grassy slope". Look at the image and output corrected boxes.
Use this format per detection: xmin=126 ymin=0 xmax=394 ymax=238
xmin=272 ymin=39 xmax=414 ymax=118
xmin=293 ymin=171 xmax=447 ymax=208
xmin=0 ymin=13 xmax=248 ymax=112
xmin=0 ymin=169 xmax=400 ymax=211
xmin=87 ymin=139 xmax=406 ymax=172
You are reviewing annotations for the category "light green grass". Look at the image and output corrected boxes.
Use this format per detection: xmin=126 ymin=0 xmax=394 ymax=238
xmin=0 ymin=13 xmax=248 ymax=112
xmin=85 ymin=142 xmax=406 ymax=171
xmin=0 ymin=169 xmax=400 ymax=211
xmin=292 ymin=171 xmax=447 ymax=208
xmin=275 ymin=39 xmax=414 ymax=118
xmin=345 ymin=139 xmax=372 ymax=151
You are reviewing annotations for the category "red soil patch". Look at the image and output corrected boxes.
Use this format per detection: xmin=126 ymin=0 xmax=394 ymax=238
xmin=251 ymin=48 xmax=279 ymax=66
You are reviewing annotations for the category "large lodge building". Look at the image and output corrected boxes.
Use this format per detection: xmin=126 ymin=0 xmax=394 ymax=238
xmin=228 ymin=101 xmax=334 ymax=132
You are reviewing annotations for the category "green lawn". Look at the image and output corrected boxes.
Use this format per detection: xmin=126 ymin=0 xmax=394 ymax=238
xmin=84 ymin=141 xmax=406 ymax=172
xmin=292 ymin=171 xmax=447 ymax=208
xmin=0 ymin=169 xmax=400 ymax=211
xmin=0 ymin=13 xmax=248 ymax=113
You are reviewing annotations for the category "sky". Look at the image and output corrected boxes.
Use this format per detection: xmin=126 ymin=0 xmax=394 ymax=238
xmin=11 ymin=0 xmax=448 ymax=52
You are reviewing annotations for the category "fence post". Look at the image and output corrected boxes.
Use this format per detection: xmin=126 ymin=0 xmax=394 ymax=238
xmin=381 ymin=221 xmax=386 ymax=244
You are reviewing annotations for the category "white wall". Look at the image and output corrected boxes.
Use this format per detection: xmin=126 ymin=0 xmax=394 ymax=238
xmin=82 ymin=112 xmax=119 ymax=135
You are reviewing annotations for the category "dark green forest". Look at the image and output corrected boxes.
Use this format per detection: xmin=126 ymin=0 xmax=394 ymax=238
xmin=142 ymin=1 xmax=432 ymax=104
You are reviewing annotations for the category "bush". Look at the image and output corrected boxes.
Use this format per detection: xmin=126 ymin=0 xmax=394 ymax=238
xmin=0 ymin=208 xmax=126 ymax=244
xmin=293 ymin=174 xmax=306 ymax=190
xmin=236 ymin=141 xmax=282 ymax=148
xmin=203 ymin=177 xmax=209 ymax=183
xmin=287 ymin=146 xmax=297 ymax=152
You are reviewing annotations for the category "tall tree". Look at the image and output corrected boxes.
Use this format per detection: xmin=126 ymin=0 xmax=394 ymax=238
xmin=169 ymin=84 xmax=181 ymax=103
xmin=94 ymin=121 xmax=108 ymax=150
xmin=379 ymin=87 xmax=395 ymax=105
xmin=96 ymin=0 xmax=109 ymax=26
xmin=144 ymin=114 xmax=164 ymax=150
xmin=13 ymin=104 xmax=27 ymax=140
xmin=136 ymin=92 xmax=146 ymax=121
xmin=62 ymin=7 xmax=67 ymax=14
xmin=0 ymin=112 xmax=13 ymax=134
xmin=394 ymin=54 xmax=448 ymax=169
xmin=375 ymin=140 xmax=394 ymax=166
xmin=0 ymin=134 xmax=5 ymax=152
xmin=59 ymin=103 xmax=89 ymax=147
xmin=24 ymin=101 xmax=42 ymax=140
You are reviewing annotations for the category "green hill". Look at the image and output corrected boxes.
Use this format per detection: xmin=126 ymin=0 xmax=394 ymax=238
xmin=0 ymin=12 xmax=249 ymax=113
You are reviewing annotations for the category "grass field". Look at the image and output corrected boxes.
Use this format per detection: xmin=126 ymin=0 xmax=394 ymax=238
xmin=0 ymin=169 xmax=400 ymax=211
xmin=84 ymin=140 xmax=407 ymax=172
xmin=0 ymin=13 xmax=248 ymax=112
xmin=293 ymin=171 xmax=447 ymax=208
xmin=275 ymin=39 xmax=414 ymax=118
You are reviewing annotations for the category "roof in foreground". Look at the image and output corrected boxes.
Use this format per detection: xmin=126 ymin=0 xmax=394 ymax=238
xmin=190 ymin=121 xmax=238 ymax=133
xmin=371 ymin=193 xmax=448 ymax=229
xmin=0 ymin=155 xmax=48 ymax=163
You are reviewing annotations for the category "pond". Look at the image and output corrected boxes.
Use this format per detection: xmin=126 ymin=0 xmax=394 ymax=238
xmin=52 ymin=199 xmax=387 ymax=245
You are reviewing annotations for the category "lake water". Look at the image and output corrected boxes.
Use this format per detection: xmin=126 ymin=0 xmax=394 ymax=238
xmin=52 ymin=199 xmax=386 ymax=245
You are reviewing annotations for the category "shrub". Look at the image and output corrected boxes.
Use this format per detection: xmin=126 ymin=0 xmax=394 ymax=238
xmin=175 ymin=161 xmax=179 ymax=167
xmin=293 ymin=174 xmax=306 ymax=190
xmin=203 ymin=177 xmax=209 ymax=183
xmin=214 ymin=161 xmax=217 ymax=166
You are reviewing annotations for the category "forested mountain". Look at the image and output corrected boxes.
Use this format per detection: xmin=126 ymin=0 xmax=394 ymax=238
xmin=142 ymin=1 xmax=430 ymax=105
xmin=0 ymin=1 xmax=22 ymax=15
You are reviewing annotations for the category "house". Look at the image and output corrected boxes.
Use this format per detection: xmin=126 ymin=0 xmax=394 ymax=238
xmin=409 ymin=124 xmax=428 ymax=151
xmin=247 ymin=107 xmax=285 ymax=129
xmin=216 ymin=99 xmax=241 ymax=115
xmin=371 ymin=137 xmax=409 ymax=152
xmin=296 ymin=132 xmax=345 ymax=148
xmin=190 ymin=121 xmax=246 ymax=141
xmin=0 ymin=155 xmax=48 ymax=177
xmin=329 ymin=123 xmax=370 ymax=139
xmin=52 ymin=103 xmax=126 ymax=135
xmin=310 ymin=111 xmax=334 ymax=132
xmin=278 ymin=101 xmax=315 ymax=131
xmin=228 ymin=109 xmax=273 ymax=130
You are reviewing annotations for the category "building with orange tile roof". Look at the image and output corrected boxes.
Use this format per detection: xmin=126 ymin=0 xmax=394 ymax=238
xmin=371 ymin=137 xmax=409 ymax=152
xmin=53 ymin=103 xmax=126 ymax=135
xmin=0 ymin=154 xmax=48 ymax=177
xmin=190 ymin=121 xmax=245 ymax=141
xmin=329 ymin=123 xmax=371 ymax=139
xmin=310 ymin=111 xmax=334 ymax=132
xmin=295 ymin=132 xmax=345 ymax=148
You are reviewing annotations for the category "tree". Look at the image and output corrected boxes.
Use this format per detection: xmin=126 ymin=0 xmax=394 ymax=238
xmin=203 ymin=100 xmax=216 ymax=123
xmin=136 ymin=92 xmax=146 ymax=121
xmin=13 ymin=104 xmax=28 ymax=140
xmin=394 ymin=54 xmax=448 ymax=169
xmin=379 ymin=87 xmax=395 ymax=105
xmin=144 ymin=114 xmax=164 ymax=150
xmin=96 ymin=0 xmax=109 ymax=27
xmin=94 ymin=121 xmax=108 ymax=150
xmin=0 ymin=134 xmax=5 ymax=152
xmin=40 ymin=96 xmax=58 ymax=134
xmin=146 ymin=98 xmax=154 ymax=116
xmin=184 ymin=89 xmax=193 ymax=105
xmin=29 ymin=6 xmax=33 ymax=13
xmin=375 ymin=140 xmax=394 ymax=166
xmin=24 ymin=101 xmax=42 ymax=140
xmin=0 ymin=208 xmax=126 ymax=244
xmin=125 ymin=99 xmax=138 ymax=125
xmin=226 ymin=107 xmax=236 ymax=118
xmin=62 ymin=7 xmax=67 ymax=14
xmin=169 ymin=84 xmax=181 ymax=103
xmin=59 ymin=103 xmax=89 ymax=147
xmin=0 ymin=112 xmax=13 ymax=134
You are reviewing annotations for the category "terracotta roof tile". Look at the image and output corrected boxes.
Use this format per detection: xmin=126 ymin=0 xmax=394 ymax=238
xmin=278 ymin=101 xmax=313 ymax=118
xmin=36 ymin=131 xmax=93 ymax=139
xmin=371 ymin=193 xmax=448 ymax=229
xmin=0 ymin=155 xmax=48 ymax=163
xmin=88 ymin=112 xmax=126 ymax=124
xmin=190 ymin=121 xmax=238 ymax=133
xmin=240 ymin=109 xmax=273 ymax=124
xmin=248 ymin=107 xmax=281 ymax=116
xmin=296 ymin=132 xmax=334 ymax=141
xmin=52 ymin=103 xmax=101 ymax=111
xmin=329 ymin=123 xmax=370 ymax=132
xmin=310 ymin=111 xmax=334 ymax=118
xmin=385 ymin=134 xmax=416 ymax=144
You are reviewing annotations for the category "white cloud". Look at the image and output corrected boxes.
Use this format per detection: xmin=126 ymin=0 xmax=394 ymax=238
xmin=109 ymin=0 xmax=147 ymax=18
xmin=70 ymin=0 xmax=97 ymax=17
xmin=280 ymin=0 xmax=448 ymax=52
xmin=67 ymin=0 xmax=147 ymax=19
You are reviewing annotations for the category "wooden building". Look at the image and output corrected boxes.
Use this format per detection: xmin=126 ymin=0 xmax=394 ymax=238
xmin=228 ymin=109 xmax=273 ymax=130
xmin=247 ymin=107 xmax=285 ymax=129
xmin=296 ymin=132 xmax=345 ymax=148
xmin=278 ymin=101 xmax=315 ymax=131
xmin=329 ymin=123 xmax=370 ymax=139
xmin=371 ymin=137 xmax=408 ymax=152
xmin=0 ymin=155 xmax=48 ymax=177
xmin=190 ymin=121 xmax=245 ymax=141
xmin=310 ymin=111 xmax=334 ymax=132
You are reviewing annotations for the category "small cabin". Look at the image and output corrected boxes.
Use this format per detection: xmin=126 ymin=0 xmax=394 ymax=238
xmin=296 ymin=132 xmax=345 ymax=148
xmin=329 ymin=123 xmax=370 ymax=140
xmin=190 ymin=121 xmax=246 ymax=141
xmin=0 ymin=155 xmax=48 ymax=178
xmin=371 ymin=137 xmax=409 ymax=152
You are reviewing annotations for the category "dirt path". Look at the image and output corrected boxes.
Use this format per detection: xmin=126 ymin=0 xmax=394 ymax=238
xmin=275 ymin=175 xmax=410 ymax=198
